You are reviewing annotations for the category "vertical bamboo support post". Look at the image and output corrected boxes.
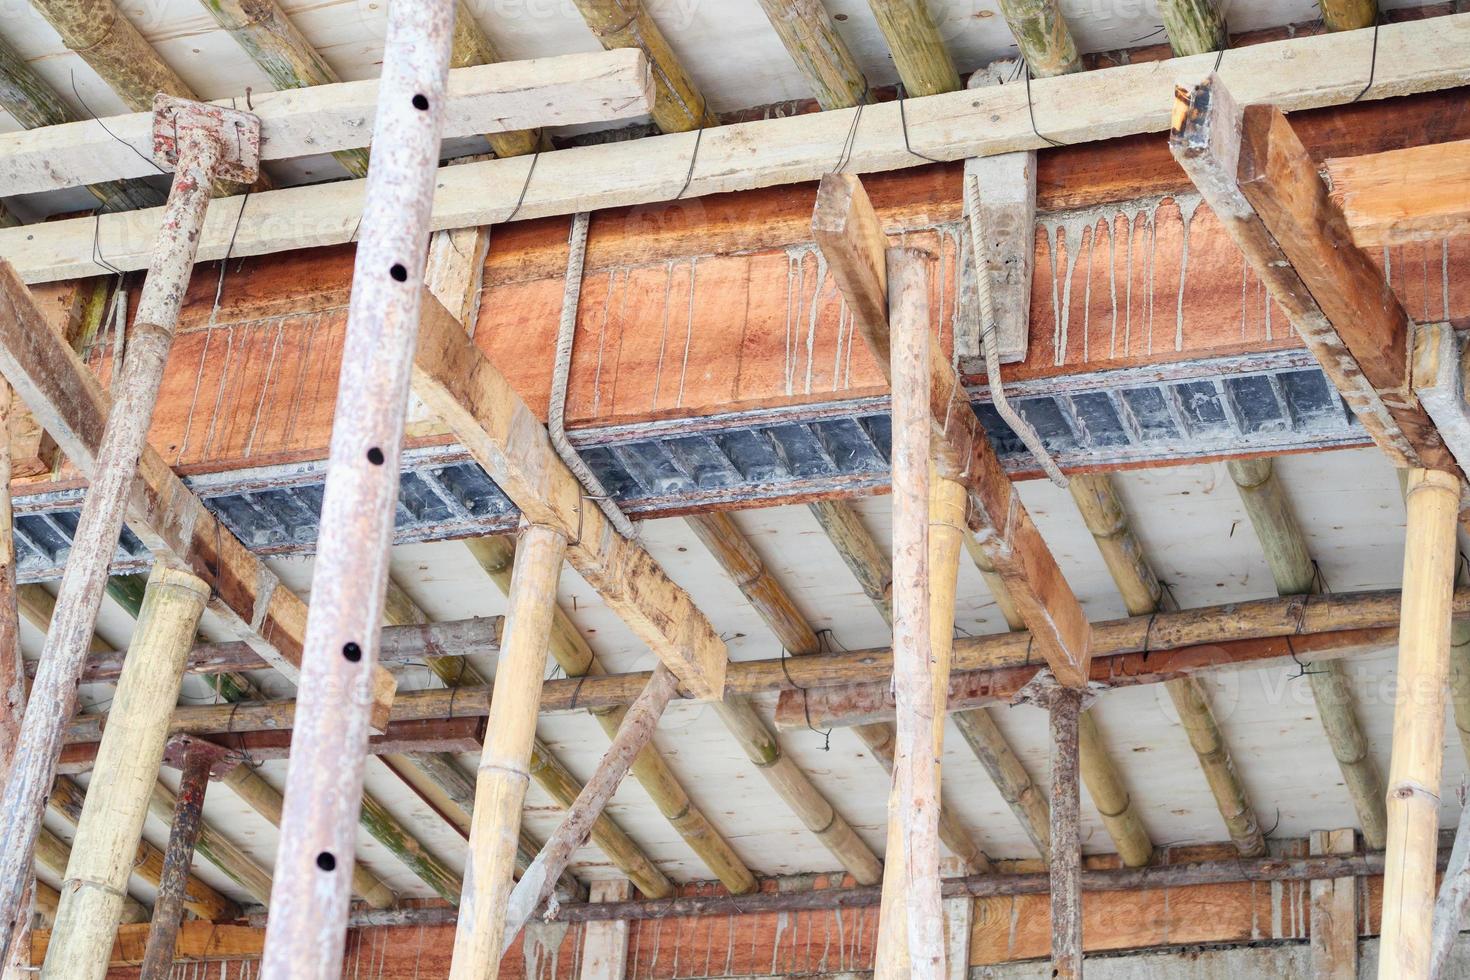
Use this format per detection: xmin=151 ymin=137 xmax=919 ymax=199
xmin=139 ymin=745 xmax=217 ymax=980
xmin=42 ymin=565 xmax=210 ymax=980
xmin=0 ymin=100 xmax=257 ymax=960
xmin=1380 ymin=468 xmax=1460 ymax=979
xmin=0 ymin=386 xmax=27 ymax=980
xmin=258 ymin=3 xmax=454 ymax=974
xmin=874 ymin=246 xmax=946 ymax=980
xmin=450 ymin=524 xmax=568 ymax=980
xmin=1049 ymin=687 xmax=1084 ymax=979
xmin=501 ymin=666 xmax=678 ymax=957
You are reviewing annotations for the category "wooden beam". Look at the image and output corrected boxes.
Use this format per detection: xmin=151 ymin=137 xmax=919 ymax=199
xmin=813 ymin=172 xmax=1091 ymax=687
xmin=411 ymin=291 xmax=727 ymax=700
xmin=959 ymin=138 xmax=1035 ymax=365
xmin=1170 ymin=74 xmax=1455 ymax=472
xmin=1325 ymin=139 xmax=1470 ymax=248
xmin=1069 ymin=473 xmax=1264 ymax=857
xmin=501 ymin=667 xmax=677 ymax=958
xmin=0 ymin=263 xmax=395 ymax=718
xmin=12 ymin=11 xmax=1470 ymax=282
xmin=874 ymin=248 xmax=950 ymax=980
xmin=687 ymin=510 xmax=985 ymax=874
xmin=1046 ymin=685 xmax=1084 ymax=979
xmin=1227 ymin=458 xmax=1388 ymax=848
xmin=569 ymin=0 xmax=716 ymax=133
xmin=996 ymin=0 xmax=1081 ymax=77
xmin=1157 ymin=1 xmax=1228 ymax=57
xmin=866 ymin=0 xmax=960 ymax=95
xmin=41 ymin=566 xmax=209 ymax=980
xmin=1310 ymin=829 xmax=1358 ymax=980
xmin=1321 ymin=0 xmax=1378 ymax=32
xmin=755 ymin=0 xmax=867 ymax=109
xmin=0 ymin=50 xmax=651 ymax=198
xmin=29 ymin=921 xmax=264 ymax=970
xmin=450 ymin=524 xmax=567 ymax=980
xmin=1381 ymin=468 xmax=1460 ymax=978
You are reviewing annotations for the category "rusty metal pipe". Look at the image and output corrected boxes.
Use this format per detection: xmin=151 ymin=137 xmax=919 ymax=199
xmin=258 ymin=1 xmax=456 ymax=975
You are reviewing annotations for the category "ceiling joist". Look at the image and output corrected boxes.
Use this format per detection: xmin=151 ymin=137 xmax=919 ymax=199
xmin=8 ymin=13 xmax=1470 ymax=284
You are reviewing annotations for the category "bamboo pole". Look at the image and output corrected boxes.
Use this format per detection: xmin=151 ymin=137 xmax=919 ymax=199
xmin=138 ymin=746 xmax=215 ymax=980
xmin=42 ymin=565 xmax=209 ymax=980
xmin=0 ymin=102 xmax=250 ymax=956
xmin=865 ymin=0 xmax=961 ymax=95
xmin=1380 ymin=468 xmax=1460 ymax=979
xmin=1320 ymin=0 xmax=1378 ymax=32
xmin=951 ymin=710 xmax=1050 ymax=862
xmin=755 ymin=0 xmax=867 ymax=109
xmin=447 ymin=2 xmax=544 ymax=157
xmin=29 ymin=0 xmax=190 ymax=110
xmin=450 ymin=524 xmax=568 ymax=980
xmin=995 ymin=0 xmax=1082 ymax=77
xmin=501 ymin=667 xmax=678 ymax=959
xmin=259 ymin=4 xmax=452 ymax=973
xmin=809 ymin=500 xmax=893 ymax=619
xmin=1156 ymin=0 xmax=1228 ymax=56
xmin=463 ymin=536 xmax=745 ymax=894
xmin=1228 ymin=458 xmax=1387 ymax=848
xmin=569 ymin=0 xmax=717 ymax=132
xmin=687 ymin=510 xmax=984 ymax=874
xmin=874 ymin=247 xmax=947 ymax=980
xmin=0 ymin=34 xmax=160 ymax=211
xmin=45 ymin=777 xmax=238 ymax=922
xmin=1048 ymin=686 xmax=1084 ymax=980
xmin=1070 ymin=473 xmax=1264 ymax=857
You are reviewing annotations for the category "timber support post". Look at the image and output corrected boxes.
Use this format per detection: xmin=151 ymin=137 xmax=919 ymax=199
xmin=0 ymin=94 xmax=259 ymax=960
xmin=1017 ymin=674 xmax=1086 ymax=979
xmin=1381 ymin=468 xmax=1461 ymax=978
xmin=259 ymin=1 xmax=454 ymax=974
xmin=874 ymin=246 xmax=948 ymax=980
xmin=42 ymin=565 xmax=211 ymax=980
xmin=0 ymin=384 xmax=26 ymax=979
xmin=139 ymin=739 xmax=230 ymax=980
xmin=450 ymin=524 xmax=569 ymax=979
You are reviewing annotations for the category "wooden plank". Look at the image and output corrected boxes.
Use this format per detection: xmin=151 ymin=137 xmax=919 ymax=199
xmin=41 ymin=566 xmax=209 ymax=980
xmin=578 ymin=880 xmax=632 ymax=979
xmin=1310 ymin=829 xmax=1358 ymax=980
xmin=813 ymin=172 xmax=1091 ymax=687
xmin=0 ymin=51 xmax=653 ymax=198
xmin=29 ymin=922 xmax=263 ymax=969
xmin=1170 ymin=73 xmax=1453 ymax=472
xmin=1235 ymin=99 xmax=1455 ymax=473
xmin=411 ymin=291 xmax=727 ymax=700
xmin=6 ymin=12 xmax=1469 ymax=283
xmin=1326 ymin=139 xmax=1470 ymax=248
xmin=0 ymin=260 xmax=395 ymax=722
